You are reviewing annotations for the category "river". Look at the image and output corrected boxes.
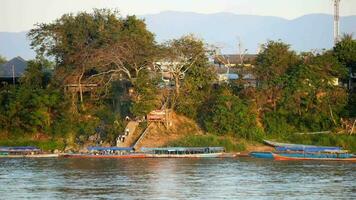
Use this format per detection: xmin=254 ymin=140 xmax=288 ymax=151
xmin=0 ymin=158 xmax=355 ymax=199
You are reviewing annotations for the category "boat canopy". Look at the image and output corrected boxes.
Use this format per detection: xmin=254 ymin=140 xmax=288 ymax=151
xmin=141 ymin=147 xmax=224 ymax=153
xmin=87 ymin=146 xmax=134 ymax=151
xmin=264 ymin=140 xmax=342 ymax=152
xmin=0 ymin=146 xmax=40 ymax=152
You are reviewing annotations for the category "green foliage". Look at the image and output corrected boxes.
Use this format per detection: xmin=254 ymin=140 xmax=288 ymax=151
xmin=176 ymin=61 xmax=216 ymax=119
xmin=168 ymin=134 xmax=246 ymax=152
xmin=202 ymin=87 xmax=263 ymax=140
xmin=131 ymin=70 xmax=160 ymax=117
xmin=0 ymin=55 xmax=6 ymax=65
xmin=333 ymin=34 xmax=356 ymax=71
xmin=255 ymin=40 xmax=299 ymax=86
xmin=253 ymin=40 xmax=349 ymax=135
xmin=0 ymin=138 xmax=65 ymax=151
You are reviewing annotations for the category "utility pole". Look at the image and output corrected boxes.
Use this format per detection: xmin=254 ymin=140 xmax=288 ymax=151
xmin=12 ymin=64 xmax=15 ymax=84
xmin=333 ymin=0 xmax=341 ymax=45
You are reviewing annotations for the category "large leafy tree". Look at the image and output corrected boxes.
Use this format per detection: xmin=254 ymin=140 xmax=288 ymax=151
xmin=276 ymin=52 xmax=348 ymax=131
xmin=28 ymin=9 xmax=157 ymax=103
xmin=254 ymin=40 xmax=300 ymax=112
xmin=202 ymin=87 xmax=262 ymax=140
xmin=166 ymin=35 xmax=216 ymax=119
xmin=158 ymin=35 xmax=210 ymax=100
xmin=333 ymin=34 xmax=356 ymax=117
xmin=0 ymin=60 xmax=67 ymax=135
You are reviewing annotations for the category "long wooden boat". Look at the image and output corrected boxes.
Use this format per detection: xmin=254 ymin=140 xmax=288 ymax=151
xmin=145 ymin=153 xmax=224 ymax=158
xmin=0 ymin=154 xmax=59 ymax=158
xmin=272 ymin=153 xmax=356 ymax=162
xmin=0 ymin=146 xmax=58 ymax=158
xmin=141 ymin=147 xmax=228 ymax=158
xmin=61 ymin=146 xmax=147 ymax=159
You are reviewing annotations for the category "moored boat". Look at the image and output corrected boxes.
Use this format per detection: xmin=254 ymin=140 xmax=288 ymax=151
xmin=272 ymin=153 xmax=356 ymax=162
xmin=141 ymin=147 xmax=227 ymax=158
xmin=0 ymin=146 xmax=59 ymax=158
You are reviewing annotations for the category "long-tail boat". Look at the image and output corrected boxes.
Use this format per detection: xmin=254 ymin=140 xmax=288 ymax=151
xmin=0 ymin=146 xmax=58 ymax=158
xmin=62 ymin=147 xmax=147 ymax=159
xmin=141 ymin=147 xmax=234 ymax=158
xmin=250 ymin=140 xmax=351 ymax=159
xmin=272 ymin=153 xmax=356 ymax=162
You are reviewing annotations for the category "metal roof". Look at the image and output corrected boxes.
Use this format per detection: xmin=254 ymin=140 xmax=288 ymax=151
xmin=0 ymin=56 xmax=27 ymax=78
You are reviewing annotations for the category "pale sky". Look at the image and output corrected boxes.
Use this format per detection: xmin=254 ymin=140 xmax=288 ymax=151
xmin=1 ymin=0 xmax=356 ymax=32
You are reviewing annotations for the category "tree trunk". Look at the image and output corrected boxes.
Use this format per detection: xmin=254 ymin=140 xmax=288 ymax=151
xmin=175 ymin=75 xmax=180 ymax=97
xmin=78 ymin=67 xmax=85 ymax=103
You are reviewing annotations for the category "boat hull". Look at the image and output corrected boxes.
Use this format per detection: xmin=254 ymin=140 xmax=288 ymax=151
xmin=273 ymin=153 xmax=356 ymax=162
xmin=61 ymin=152 xmax=237 ymax=159
xmin=250 ymin=152 xmax=274 ymax=159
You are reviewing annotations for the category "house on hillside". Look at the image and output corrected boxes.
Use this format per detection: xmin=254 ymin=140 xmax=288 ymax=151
xmin=0 ymin=56 xmax=27 ymax=84
xmin=214 ymin=54 xmax=257 ymax=87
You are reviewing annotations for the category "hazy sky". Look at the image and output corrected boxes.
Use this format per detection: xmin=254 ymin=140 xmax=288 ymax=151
xmin=1 ymin=0 xmax=356 ymax=32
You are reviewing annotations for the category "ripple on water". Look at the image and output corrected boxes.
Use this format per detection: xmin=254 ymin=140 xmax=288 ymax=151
xmin=0 ymin=158 xmax=355 ymax=199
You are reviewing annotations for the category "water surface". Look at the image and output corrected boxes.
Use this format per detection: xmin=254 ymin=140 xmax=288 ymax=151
xmin=0 ymin=158 xmax=355 ymax=199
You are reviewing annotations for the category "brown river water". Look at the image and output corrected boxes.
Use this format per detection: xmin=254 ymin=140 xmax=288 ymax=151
xmin=0 ymin=158 xmax=355 ymax=199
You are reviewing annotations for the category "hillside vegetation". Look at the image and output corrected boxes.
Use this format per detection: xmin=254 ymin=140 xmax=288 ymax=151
xmin=0 ymin=9 xmax=355 ymax=152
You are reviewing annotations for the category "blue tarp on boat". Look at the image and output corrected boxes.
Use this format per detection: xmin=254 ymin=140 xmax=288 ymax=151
xmin=87 ymin=147 xmax=134 ymax=151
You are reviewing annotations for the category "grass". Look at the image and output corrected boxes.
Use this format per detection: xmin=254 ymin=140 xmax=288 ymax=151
xmin=167 ymin=134 xmax=246 ymax=152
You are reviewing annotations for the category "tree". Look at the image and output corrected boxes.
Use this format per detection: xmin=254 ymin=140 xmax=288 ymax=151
xmin=0 ymin=55 xmax=6 ymax=64
xmin=254 ymin=40 xmax=300 ymax=112
xmin=266 ymin=51 xmax=347 ymax=132
xmin=130 ymin=69 xmax=160 ymax=117
xmin=158 ymin=35 xmax=208 ymax=98
xmin=333 ymin=34 xmax=356 ymax=117
xmin=333 ymin=34 xmax=356 ymax=73
xmin=28 ymin=9 xmax=157 ymax=103
xmin=202 ymin=87 xmax=263 ymax=140
xmin=0 ymin=59 xmax=67 ymax=135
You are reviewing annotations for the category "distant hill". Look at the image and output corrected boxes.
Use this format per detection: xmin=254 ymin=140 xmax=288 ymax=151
xmin=0 ymin=11 xmax=355 ymax=59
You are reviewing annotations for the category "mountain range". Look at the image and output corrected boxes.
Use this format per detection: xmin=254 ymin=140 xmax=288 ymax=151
xmin=1 ymin=11 xmax=355 ymax=60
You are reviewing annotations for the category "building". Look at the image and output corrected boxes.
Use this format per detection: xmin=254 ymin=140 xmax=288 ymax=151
xmin=0 ymin=56 xmax=27 ymax=84
xmin=214 ymin=54 xmax=257 ymax=87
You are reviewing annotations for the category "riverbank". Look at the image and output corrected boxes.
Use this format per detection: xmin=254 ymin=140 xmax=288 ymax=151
xmin=1 ymin=132 xmax=354 ymax=153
